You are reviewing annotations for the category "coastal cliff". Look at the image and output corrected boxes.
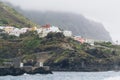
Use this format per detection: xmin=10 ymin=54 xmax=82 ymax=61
xmin=0 ymin=32 xmax=120 ymax=72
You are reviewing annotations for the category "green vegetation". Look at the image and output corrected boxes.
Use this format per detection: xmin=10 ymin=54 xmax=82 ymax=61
xmin=0 ymin=1 xmax=119 ymax=71
xmin=0 ymin=31 xmax=120 ymax=70
xmin=0 ymin=2 xmax=36 ymax=27
xmin=94 ymin=41 xmax=113 ymax=47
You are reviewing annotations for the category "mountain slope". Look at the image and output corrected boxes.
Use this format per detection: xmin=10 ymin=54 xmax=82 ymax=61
xmin=0 ymin=2 xmax=35 ymax=27
xmin=14 ymin=9 xmax=112 ymax=41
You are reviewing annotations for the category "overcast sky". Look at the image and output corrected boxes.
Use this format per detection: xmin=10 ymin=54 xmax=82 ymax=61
xmin=3 ymin=0 xmax=120 ymax=43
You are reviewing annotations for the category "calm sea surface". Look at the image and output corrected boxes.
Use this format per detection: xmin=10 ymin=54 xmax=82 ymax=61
xmin=0 ymin=71 xmax=120 ymax=80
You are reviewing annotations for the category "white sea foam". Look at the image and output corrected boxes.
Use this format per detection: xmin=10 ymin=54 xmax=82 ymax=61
xmin=0 ymin=72 xmax=120 ymax=80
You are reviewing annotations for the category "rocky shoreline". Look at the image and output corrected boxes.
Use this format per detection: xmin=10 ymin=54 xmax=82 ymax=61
xmin=0 ymin=67 xmax=52 ymax=76
xmin=0 ymin=65 xmax=120 ymax=76
xmin=50 ymin=65 xmax=120 ymax=72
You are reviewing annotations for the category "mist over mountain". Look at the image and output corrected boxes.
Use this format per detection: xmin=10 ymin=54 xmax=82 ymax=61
xmin=19 ymin=10 xmax=112 ymax=41
xmin=3 ymin=1 xmax=112 ymax=41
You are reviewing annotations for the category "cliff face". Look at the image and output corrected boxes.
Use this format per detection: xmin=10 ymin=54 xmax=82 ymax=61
xmin=0 ymin=1 xmax=35 ymax=27
xmin=14 ymin=10 xmax=112 ymax=41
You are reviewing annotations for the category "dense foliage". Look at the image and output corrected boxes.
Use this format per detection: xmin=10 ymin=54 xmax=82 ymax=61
xmin=0 ymin=31 xmax=120 ymax=70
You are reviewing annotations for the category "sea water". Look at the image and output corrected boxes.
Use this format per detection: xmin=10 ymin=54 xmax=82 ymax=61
xmin=0 ymin=71 xmax=120 ymax=80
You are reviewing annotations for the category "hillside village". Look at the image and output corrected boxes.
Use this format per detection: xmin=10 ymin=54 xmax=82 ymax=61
xmin=0 ymin=24 xmax=120 ymax=71
xmin=0 ymin=24 xmax=106 ymax=46
xmin=0 ymin=24 xmax=71 ymax=37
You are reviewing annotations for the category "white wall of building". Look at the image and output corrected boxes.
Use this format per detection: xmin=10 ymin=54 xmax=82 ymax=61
xmin=39 ymin=62 xmax=43 ymax=67
xmin=20 ymin=28 xmax=29 ymax=33
xmin=63 ymin=30 xmax=72 ymax=37
xmin=37 ymin=26 xmax=61 ymax=38
xmin=49 ymin=26 xmax=61 ymax=32
xmin=20 ymin=63 xmax=24 ymax=67
xmin=85 ymin=39 xmax=95 ymax=46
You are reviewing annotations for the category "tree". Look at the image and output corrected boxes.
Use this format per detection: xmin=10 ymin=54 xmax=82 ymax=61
xmin=46 ymin=32 xmax=65 ymax=39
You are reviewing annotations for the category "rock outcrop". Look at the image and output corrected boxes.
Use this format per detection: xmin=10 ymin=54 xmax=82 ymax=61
xmin=0 ymin=67 xmax=52 ymax=76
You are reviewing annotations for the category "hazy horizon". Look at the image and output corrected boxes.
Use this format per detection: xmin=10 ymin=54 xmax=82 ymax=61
xmin=2 ymin=0 xmax=120 ymax=43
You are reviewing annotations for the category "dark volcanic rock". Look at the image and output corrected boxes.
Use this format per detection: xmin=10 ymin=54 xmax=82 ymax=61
xmin=26 ymin=67 xmax=52 ymax=74
xmin=0 ymin=67 xmax=52 ymax=76
xmin=0 ymin=67 xmax=25 ymax=76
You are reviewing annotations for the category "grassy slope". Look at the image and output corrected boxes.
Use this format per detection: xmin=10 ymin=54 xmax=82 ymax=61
xmin=0 ymin=2 xmax=36 ymax=27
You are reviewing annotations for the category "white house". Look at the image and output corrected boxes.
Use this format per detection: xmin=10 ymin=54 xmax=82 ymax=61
xmin=85 ymin=39 xmax=95 ymax=46
xmin=74 ymin=36 xmax=85 ymax=43
xmin=37 ymin=26 xmax=61 ymax=38
xmin=9 ymin=27 xmax=30 ymax=37
xmin=49 ymin=26 xmax=61 ymax=33
xmin=63 ymin=30 xmax=72 ymax=37
xmin=39 ymin=62 xmax=43 ymax=67
xmin=36 ymin=28 xmax=42 ymax=34
xmin=37 ymin=27 xmax=48 ymax=37
xmin=20 ymin=28 xmax=29 ymax=33
xmin=9 ymin=28 xmax=21 ymax=37
xmin=20 ymin=63 xmax=24 ymax=68
xmin=4 ymin=26 xmax=14 ymax=33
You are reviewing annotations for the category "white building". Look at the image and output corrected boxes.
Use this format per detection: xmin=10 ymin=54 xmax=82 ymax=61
xmin=9 ymin=27 xmax=30 ymax=37
xmin=40 ymin=29 xmax=49 ymax=37
xmin=37 ymin=26 xmax=61 ymax=38
xmin=49 ymin=26 xmax=61 ymax=33
xmin=9 ymin=28 xmax=21 ymax=37
xmin=20 ymin=63 xmax=24 ymax=68
xmin=85 ymin=39 xmax=95 ymax=46
xmin=36 ymin=28 xmax=42 ymax=34
xmin=4 ymin=26 xmax=14 ymax=33
xmin=37 ymin=27 xmax=49 ymax=37
xmin=39 ymin=62 xmax=43 ymax=67
xmin=74 ymin=36 xmax=85 ymax=43
xmin=63 ymin=30 xmax=72 ymax=37
xmin=20 ymin=28 xmax=29 ymax=33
